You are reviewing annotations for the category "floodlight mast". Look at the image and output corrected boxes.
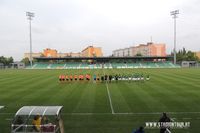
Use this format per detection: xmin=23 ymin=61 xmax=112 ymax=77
xmin=26 ymin=12 xmax=34 ymax=68
xmin=170 ymin=10 xmax=179 ymax=64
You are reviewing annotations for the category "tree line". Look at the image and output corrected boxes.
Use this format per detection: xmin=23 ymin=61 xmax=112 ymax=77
xmin=0 ymin=56 xmax=14 ymax=65
xmin=171 ymin=48 xmax=199 ymax=62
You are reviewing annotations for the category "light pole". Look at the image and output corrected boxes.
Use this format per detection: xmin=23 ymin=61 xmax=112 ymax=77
xmin=170 ymin=10 xmax=179 ymax=64
xmin=26 ymin=12 xmax=34 ymax=67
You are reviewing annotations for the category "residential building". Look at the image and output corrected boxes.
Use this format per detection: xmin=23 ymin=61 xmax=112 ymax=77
xmin=112 ymin=42 xmax=166 ymax=57
xmin=81 ymin=46 xmax=103 ymax=57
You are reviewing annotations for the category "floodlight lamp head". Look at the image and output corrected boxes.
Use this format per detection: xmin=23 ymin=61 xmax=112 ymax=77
xmin=26 ymin=12 xmax=35 ymax=18
xmin=170 ymin=10 xmax=179 ymax=15
xmin=170 ymin=11 xmax=175 ymax=15
xmin=175 ymin=10 xmax=179 ymax=14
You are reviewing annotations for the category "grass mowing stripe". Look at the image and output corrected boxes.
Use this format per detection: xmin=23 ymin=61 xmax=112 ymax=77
xmin=156 ymin=70 xmax=200 ymax=85
xmin=146 ymin=78 xmax=193 ymax=111
xmin=123 ymin=82 xmax=168 ymax=112
xmin=153 ymin=71 xmax=200 ymax=88
xmin=111 ymin=68 xmax=163 ymax=112
xmin=0 ymin=68 xmax=200 ymax=133
xmin=108 ymin=83 xmax=132 ymax=113
xmin=148 ymin=73 xmax=200 ymax=111
xmin=0 ymin=75 xmax=52 ymax=105
xmin=72 ymin=83 xmax=96 ymax=113
xmin=2 ymin=76 xmax=57 ymax=111
xmin=94 ymin=84 xmax=111 ymax=113
xmin=50 ymin=85 xmax=84 ymax=113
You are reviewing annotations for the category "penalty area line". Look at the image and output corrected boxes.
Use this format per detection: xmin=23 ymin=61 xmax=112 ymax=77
xmin=113 ymin=112 xmax=200 ymax=115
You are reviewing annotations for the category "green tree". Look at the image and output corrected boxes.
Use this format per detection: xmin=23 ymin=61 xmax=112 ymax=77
xmin=187 ymin=51 xmax=198 ymax=61
xmin=174 ymin=48 xmax=199 ymax=62
xmin=0 ymin=56 xmax=6 ymax=64
xmin=21 ymin=57 xmax=30 ymax=65
xmin=7 ymin=57 xmax=14 ymax=64
xmin=0 ymin=56 xmax=14 ymax=65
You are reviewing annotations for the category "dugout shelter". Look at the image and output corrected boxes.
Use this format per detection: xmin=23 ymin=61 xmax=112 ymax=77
xmin=11 ymin=106 xmax=64 ymax=133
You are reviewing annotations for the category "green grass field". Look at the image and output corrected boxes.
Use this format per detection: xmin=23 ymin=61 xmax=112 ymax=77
xmin=0 ymin=68 xmax=200 ymax=133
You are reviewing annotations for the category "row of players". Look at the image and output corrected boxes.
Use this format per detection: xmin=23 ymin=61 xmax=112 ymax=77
xmin=59 ymin=74 xmax=91 ymax=81
xmin=59 ymin=73 xmax=150 ymax=82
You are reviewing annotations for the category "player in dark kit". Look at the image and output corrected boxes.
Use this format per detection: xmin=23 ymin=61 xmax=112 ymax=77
xmin=115 ymin=74 xmax=118 ymax=82
xmin=159 ymin=113 xmax=171 ymax=133
xmin=104 ymin=75 xmax=108 ymax=81
xmin=101 ymin=75 xmax=104 ymax=82
xmin=108 ymin=75 xmax=112 ymax=83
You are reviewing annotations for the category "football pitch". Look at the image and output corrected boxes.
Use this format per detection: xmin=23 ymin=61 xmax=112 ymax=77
xmin=0 ymin=68 xmax=200 ymax=133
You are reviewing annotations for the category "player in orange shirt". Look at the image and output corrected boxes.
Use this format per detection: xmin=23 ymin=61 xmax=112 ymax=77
xmin=86 ymin=74 xmax=91 ymax=81
xmin=81 ymin=74 xmax=84 ymax=81
xmin=65 ymin=75 xmax=69 ymax=81
xmin=69 ymin=75 xmax=73 ymax=81
xmin=61 ymin=75 xmax=65 ymax=81
xmin=79 ymin=74 xmax=82 ymax=81
xmin=59 ymin=75 xmax=62 ymax=81
xmin=74 ymin=74 xmax=78 ymax=81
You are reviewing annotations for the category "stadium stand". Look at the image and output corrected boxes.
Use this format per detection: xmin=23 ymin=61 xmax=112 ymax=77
xmin=50 ymin=64 xmax=65 ymax=69
xmin=80 ymin=63 xmax=89 ymax=69
xmin=112 ymin=63 xmax=126 ymax=68
xmin=26 ymin=62 xmax=180 ymax=69
xmin=33 ymin=63 xmax=49 ymax=69
xmin=65 ymin=63 xmax=80 ymax=69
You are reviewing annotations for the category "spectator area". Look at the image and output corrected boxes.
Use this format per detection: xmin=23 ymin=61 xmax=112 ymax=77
xmin=26 ymin=62 xmax=180 ymax=69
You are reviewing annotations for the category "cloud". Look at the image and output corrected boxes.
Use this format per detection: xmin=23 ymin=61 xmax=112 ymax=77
xmin=0 ymin=0 xmax=200 ymax=60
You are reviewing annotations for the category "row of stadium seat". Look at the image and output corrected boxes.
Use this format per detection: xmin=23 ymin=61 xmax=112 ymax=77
xmin=26 ymin=62 xmax=180 ymax=69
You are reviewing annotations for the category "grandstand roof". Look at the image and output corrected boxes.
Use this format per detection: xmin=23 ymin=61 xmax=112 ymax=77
xmin=34 ymin=56 xmax=172 ymax=61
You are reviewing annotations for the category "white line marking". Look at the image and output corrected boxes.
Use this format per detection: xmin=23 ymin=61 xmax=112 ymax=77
xmin=171 ymin=118 xmax=176 ymax=122
xmin=105 ymin=83 xmax=114 ymax=114
xmin=166 ymin=128 xmax=171 ymax=133
xmin=63 ymin=113 xmax=119 ymax=115
xmin=1 ymin=112 xmax=200 ymax=115
xmin=103 ymin=70 xmax=115 ymax=114
xmin=112 ymin=112 xmax=200 ymax=115
xmin=182 ymin=118 xmax=192 ymax=120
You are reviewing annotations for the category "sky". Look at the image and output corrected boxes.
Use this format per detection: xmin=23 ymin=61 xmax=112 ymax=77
xmin=0 ymin=0 xmax=200 ymax=61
